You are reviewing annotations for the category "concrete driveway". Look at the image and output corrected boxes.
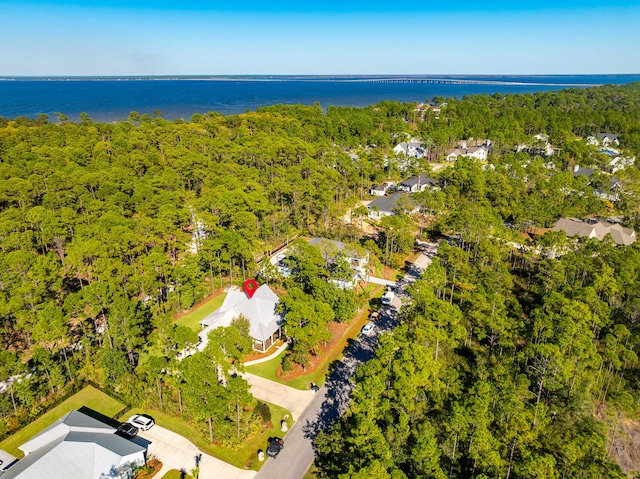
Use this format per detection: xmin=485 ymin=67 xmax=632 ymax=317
xmin=242 ymin=373 xmax=315 ymax=420
xmin=412 ymin=252 xmax=432 ymax=269
xmin=137 ymin=425 xmax=256 ymax=479
xmin=366 ymin=276 xmax=396 ymax=287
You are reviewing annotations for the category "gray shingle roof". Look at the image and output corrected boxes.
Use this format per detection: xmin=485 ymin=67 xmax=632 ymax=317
xmin=573 ymin=167 xmax=597 ymax=178
xmin=400 ymin=175 xmax=437 ymax=188
xmin=367 ymin=193 xmax=409 ymax=214
xmin=597 ymin=133 xmax=619 ymax=141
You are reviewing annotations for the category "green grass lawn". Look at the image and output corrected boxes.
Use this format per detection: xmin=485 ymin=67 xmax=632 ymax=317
xmin=246 ymin=306 xmax=372 ymax=390
xmin=161 ymin=470 xmax=194 ymax=479
xmin=302 ymin=462 xmax=320 ymax=478
xmin=0 ymin=386 xmax=125 ymax=458
xmin=175 ymin=293 xmax=227 ymax=332
xmin=127 ymin=401 xmax=293 ymax=471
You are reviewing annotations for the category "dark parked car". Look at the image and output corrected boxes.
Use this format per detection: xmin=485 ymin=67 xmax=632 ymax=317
xmin=267 ymin=437 xmax=284 ymax=458
xmin=115 ymin=423 xmax=138 ymax=440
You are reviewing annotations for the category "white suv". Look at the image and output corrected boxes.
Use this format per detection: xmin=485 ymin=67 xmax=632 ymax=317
xmin=381 ymin=289 xmax=395 ymax=305
xmin=128 ymin=414 xmax=155 ymax=431
xmin=361 ymin=322 xmax=375 ymax=336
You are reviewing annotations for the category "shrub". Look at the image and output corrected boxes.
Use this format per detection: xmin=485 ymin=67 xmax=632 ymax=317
xmin=254 ymin=401 xmax=271 ymax=425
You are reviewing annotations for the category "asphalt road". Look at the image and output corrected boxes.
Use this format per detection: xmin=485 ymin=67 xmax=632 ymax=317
xmin=255 ymin=259 xmax=427 ymax=479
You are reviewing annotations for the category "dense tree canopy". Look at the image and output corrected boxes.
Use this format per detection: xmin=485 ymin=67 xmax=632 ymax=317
xmin=0 ymin=82 xmax=640 ymax=467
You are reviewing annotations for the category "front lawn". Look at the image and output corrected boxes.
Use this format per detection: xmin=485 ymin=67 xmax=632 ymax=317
xmin=246 ymin=305 xmax=372 ymax=390
xmin=175 ymin=292 xmax=227 ymax=332
xmin=0 ymin=385 xmax=125 ymax=457
xmin=126 ymin=401 xmax=293 ymax=471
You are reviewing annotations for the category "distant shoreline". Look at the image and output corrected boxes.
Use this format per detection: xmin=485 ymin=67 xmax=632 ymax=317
xmin=1 ymin=73 xmax=638 ymax=88
xmin=2 ymin=74 xmax=638 ymax=122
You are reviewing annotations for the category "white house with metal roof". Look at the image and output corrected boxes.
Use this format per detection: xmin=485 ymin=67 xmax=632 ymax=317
xmin=2 ymin=410 xmax=146 ymax=479
xmin=198 ymin=284 xmax=284 ymax=352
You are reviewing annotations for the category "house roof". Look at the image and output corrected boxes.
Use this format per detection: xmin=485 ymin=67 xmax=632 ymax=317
xmin=199 ymin=284 xmax=283 ymax=346
xmin=553 ymin=218 xmax=636 ymax=246
xmin=308 ymin=237 xmax=347 ymax=252
xmin=466 ymin=146 xmax=487 ymax=154
xmin=4 ymin=411 xmax=145 ymax=479
xmin=446 ymin=146 xmax=486 ymax=157
xmin=573 ymin=167 xmax=596 ymax=178
xmin=307 ymin=238 xmax=367 ymax=265
xmin=446 ymin=148 xmax=462 ymax=156
xmin=597 ymin=133 xmax=619 ymax=141
xmin=20 ymin=410 xmax=115 ymax=455
xmin=400 ymin=175 xmax=437 ymax=188
xmin=367 ymin=193 xmax=410 ymax=214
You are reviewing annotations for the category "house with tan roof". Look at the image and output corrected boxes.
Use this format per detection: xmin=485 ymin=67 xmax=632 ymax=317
xmin=446 ymin=146 xmax=488 ymax=162
xmin=552 ymin=218 xmax=636 ymax=246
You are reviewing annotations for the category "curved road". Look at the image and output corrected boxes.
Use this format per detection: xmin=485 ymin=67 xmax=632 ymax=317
xmin=255 ymin=259 xmax=427 ymax=479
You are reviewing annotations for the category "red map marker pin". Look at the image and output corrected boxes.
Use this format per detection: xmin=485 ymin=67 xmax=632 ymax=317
xmin=243 ymin=279 xmax=259 ymax=299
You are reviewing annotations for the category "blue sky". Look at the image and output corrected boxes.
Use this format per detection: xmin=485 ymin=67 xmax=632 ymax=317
xmin=1 ymin=1 xmax=639 ymax=75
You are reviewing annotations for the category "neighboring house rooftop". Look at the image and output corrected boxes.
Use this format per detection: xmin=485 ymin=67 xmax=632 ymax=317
xmin=553 ymin=218 xmax=636 ymax=246
xmin=367 ymin=193 xmax=416 ymax=217
xmin=573 ymin=165 xmax=597 ymax=178
xmin=446 ymin=145 xmax=489 ymax=161
xmin=307 ymin=238 xmax=368 ymax=264
xmin=370 ymin=183 xmax=388 ymax=196
xmin=307 ymin=237 xmax=369 ymax=289
xmin=459 ymin=139 xmax=491 ymax=148
xmin=308 ymin=237 xmax=347 ymax=252
xmin=597 ymin=133 xmax=619 ymax=142
xmin=3 ymin=411 xmax=145 ymax=479
xmin=393 ymin=139 xmax=426 ymax=158
xmin=199 ymin=284 xmax=283 ymax=352
xmin=399 ymin=175 xmax=437 ymax=189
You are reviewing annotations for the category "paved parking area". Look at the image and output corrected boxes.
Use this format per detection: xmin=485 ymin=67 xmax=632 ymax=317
xmin=136 ymin=425 xmax=256 ymax=479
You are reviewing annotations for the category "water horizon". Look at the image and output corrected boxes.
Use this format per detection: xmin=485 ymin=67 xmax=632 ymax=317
xmin=2 ymin=74 xmax=639 ymax=123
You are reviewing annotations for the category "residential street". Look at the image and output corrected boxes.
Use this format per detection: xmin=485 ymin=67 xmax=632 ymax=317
xmin=254 ymin=255 xmax=428 ymax=479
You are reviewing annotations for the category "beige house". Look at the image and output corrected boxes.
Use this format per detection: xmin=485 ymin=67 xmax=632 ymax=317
xmin=553 ymin=218 xmax=636 ymax=246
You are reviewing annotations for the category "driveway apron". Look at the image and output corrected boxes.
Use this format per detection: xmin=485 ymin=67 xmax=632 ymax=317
xmin=138 ymin=425 xmax=256 ymax=479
